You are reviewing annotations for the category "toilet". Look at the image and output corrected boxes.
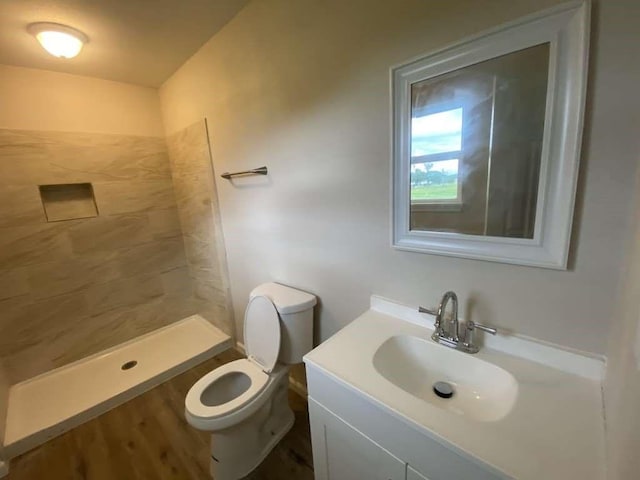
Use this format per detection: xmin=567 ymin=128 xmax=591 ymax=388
xmin=185 ymin=282 xmax=317 ymax=480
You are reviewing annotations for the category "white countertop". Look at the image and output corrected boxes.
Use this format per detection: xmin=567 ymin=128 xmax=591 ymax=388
xmin=304 ymin=298 xmax=605 ymax=480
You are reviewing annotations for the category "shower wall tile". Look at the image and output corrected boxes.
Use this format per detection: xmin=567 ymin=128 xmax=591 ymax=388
xmin=49 ymin=293 xmax=200 ymax=369
xmin=147 ymin=208 xmax=184 ymax=239
xmin=2 ymin=294 xmax=202 ymax=383
xmin=116 ymin=238 xmax=188 ymax=278
xmin=27 ymin=256 xmax=120 ymax=300
xmin=2 ymin=349 xmax=55 ymax=389
xmin=160 ymin=266 xmax=194 ymax=297
xmin=166 ymin=120 xmax=234 ymax=339
xmin=0 ymin=130 xmax=172 ymax=185
xmin=193 ymin=298 xmax=234 ymax=336
xmin=0 ymin=222 xmax=74 ymax=270
xmin=26 ymin=240 xmax=188 ymax=303
xmin=68 ymin=214 xmax=153 ymax=254
xmin=0 ymin=185 xmax=45 ymax=228
xmin=181 ymin=235 xmax=218 ymax=268
xmin=49 ymin=308 xmax=151 ymax=368
xmin=92 ymin=179 xmax=178 ymax=215
xmin=192 ymin=278 xmax=227 ymax=303
xmin=84 ymin=270 xmax=164 ymax=318
xmin=0 ymin=269 xmax=30 ymax=301
xmin=0 ymin=128 xmax=198 ymax=383
xmin=0 ymin=293 xmax=88 ymax=357
xmin=173 ymin=180 xmax=220 ymax=239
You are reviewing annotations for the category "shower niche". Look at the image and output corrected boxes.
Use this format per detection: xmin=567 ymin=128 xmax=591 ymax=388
xmin=39 ymin=183 xmax=98 ymax=222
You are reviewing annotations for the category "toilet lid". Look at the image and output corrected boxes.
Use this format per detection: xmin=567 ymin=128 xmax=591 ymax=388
xmin=244 ymin=295 xmax=281 ymax=373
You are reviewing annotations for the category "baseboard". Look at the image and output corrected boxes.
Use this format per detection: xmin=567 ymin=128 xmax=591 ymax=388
xmin=289 ymin=377 xmax=308 ymax=397
xmin=235 ymin=341 xmax=246 ymax=355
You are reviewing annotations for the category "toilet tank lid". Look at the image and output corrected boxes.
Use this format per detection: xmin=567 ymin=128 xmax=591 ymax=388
xmin=250 ymin=282 xmax=317 ymax=314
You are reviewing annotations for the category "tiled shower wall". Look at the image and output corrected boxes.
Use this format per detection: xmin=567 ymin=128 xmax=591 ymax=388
xmin=0 ymin=128 xmax=214 ymax=383
xmin=166 ymin=120 xmax=234 ymax=337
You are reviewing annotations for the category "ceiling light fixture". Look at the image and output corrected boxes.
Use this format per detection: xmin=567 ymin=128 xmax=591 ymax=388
xmin=27 ymin=22 xmax=88 ymax=59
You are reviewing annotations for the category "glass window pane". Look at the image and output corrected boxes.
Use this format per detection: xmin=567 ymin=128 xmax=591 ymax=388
xmin=411 ymin=108 xmax=463 ymax=157
xmin=411 ymin=159 xmax=459 ymax=201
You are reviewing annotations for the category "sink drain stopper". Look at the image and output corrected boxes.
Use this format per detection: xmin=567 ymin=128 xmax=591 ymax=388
xmin=433 ymin=381 xmax=454 ymax=399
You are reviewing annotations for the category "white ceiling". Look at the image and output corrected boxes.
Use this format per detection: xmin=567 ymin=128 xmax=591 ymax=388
xmin=0 ymin=0 xmax=249 ymax=87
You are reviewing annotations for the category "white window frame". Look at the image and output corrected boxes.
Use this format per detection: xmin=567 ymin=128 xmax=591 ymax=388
xmin=410 ymin=104 xmax=464 ymax=207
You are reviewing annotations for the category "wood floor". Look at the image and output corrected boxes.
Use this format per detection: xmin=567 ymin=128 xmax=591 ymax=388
xmin=6 ymin=349 xmax=315 ymax=480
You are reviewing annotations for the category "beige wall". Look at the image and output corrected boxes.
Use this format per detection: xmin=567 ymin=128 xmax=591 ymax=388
xmin=166 ymin=120 xmax=234 ymax=337
xmin=159 ymin=0 xmax=639 ymax=355
xmin=605 ymin=171 xmax=640 ymax=478
xmin=0 ymin=64 xmax=164 ymax=136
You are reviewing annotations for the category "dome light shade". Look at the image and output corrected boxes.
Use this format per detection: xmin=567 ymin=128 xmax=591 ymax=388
xmin=28 ymin=23 xmax=88 ymax=59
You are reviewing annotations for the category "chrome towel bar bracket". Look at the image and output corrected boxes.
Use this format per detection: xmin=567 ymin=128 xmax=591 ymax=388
xmin=221 ymin=166 xmax=268 ymax=179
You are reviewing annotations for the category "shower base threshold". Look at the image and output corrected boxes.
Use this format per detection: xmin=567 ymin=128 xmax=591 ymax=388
xmin=3 ymin=315 xmax=231 ymax=459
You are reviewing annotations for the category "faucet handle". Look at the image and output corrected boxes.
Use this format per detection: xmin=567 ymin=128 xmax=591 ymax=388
xmin=467 ymin=321 xmax=497 ymax=335
xmin=418 ymin=306 xmax=438 ymax=316
xmin=463 ymin=321 xmax=497 ymax=352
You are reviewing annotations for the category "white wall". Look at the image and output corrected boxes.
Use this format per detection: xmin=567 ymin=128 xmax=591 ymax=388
xmin=0 ymin=64 xmax=164 ymax=136
xmin=601 ymin=4 xmax=640 ymax=473
xmin=160 ymin=0 xmax=639 ymax=355
xmin=605 ymin=175 xmax=640 ymax=478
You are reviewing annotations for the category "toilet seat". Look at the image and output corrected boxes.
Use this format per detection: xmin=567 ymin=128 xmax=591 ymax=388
xmin=244 ymin=295 xmax=281 ymax=373
xmin=186 ymin=359 xmax=269 ymax=421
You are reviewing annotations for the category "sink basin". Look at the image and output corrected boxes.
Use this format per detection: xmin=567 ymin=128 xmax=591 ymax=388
xmin=373 ymin=335 xmax=518 ymax=422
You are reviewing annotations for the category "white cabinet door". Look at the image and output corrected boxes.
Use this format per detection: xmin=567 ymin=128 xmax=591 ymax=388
xmin=407 ymin=466 xmax=431 ymax=480
xmin=309 ymin=399 xmax=406 ymax=480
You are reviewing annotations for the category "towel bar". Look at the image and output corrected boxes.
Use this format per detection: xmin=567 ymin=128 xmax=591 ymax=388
xmin=220 ymin=166 xmax=268 ymax=179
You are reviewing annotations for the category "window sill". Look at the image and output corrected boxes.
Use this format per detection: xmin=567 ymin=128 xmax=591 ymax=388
xmin=410 ymin=202 xmax=463 ymax=212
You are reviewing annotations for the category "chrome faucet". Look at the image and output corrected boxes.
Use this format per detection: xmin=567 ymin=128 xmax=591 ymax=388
xmin=419 ymin=291 xmax=497 ymax=354
xmin=437 ymin=291 xmax=459 ymax=342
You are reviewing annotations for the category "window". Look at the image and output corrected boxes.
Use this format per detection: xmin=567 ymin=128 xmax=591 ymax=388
xmin=410 ymin=107 xmax=463 ymax=204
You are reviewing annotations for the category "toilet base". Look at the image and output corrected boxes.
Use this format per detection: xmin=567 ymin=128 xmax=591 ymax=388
xmin=209 ymin=373 xmax=294 ymax=480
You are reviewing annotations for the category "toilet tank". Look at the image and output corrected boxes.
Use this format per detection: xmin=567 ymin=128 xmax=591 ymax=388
xmin=250 ymin=282 xmax=316 ymax=364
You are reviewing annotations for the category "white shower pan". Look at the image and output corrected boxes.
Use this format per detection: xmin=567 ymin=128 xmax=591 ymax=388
xmin=3 ymin=314 xmax=231 ymax=459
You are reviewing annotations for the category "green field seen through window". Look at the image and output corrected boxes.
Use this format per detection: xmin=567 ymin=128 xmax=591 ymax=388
xmin=411 ymin=181 xmax=458 ymax=201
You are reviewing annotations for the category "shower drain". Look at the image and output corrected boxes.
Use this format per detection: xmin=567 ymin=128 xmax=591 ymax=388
xmin=121 ymin=360 xmax=138 ymax=371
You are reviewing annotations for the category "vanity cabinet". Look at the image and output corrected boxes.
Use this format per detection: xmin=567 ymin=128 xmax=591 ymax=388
xmin=306 ymin=364 xmax=508 ymax=480
xmin=407 ymin=467 xmax=430 ymax=480
xmin=309 ymin=399 xmax=406 ymax=480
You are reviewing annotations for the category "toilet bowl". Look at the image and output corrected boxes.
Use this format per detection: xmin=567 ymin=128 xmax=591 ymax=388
xmin=186 ymin=358 xmax=289 ymax=431
xmin=185 ymin=282 xmax=316 ymax=480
